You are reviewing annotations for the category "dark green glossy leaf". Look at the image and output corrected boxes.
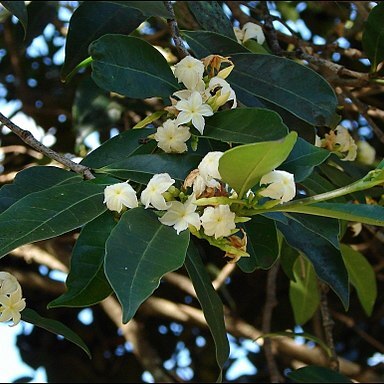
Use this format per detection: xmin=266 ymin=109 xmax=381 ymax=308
xmin=1 ymin=1 xmax=28 ymax=35
xmin=201 ymin=108 xmax=288 ymax=144
xmin=289 ymin=256 xmax=320 ymax=325
xmin=90 ymin=35 xmax=179 ymax=99
xmin=340 ymin=244 xmax=377 ymax=316
xmin=187 ymin=2 xmax=236 ymax=40
xmin=362 ymin=2 xmax=384 ymax=71
xmin=0 ymin=181 xmax=107 ymax=259
xmin=228 ymin=53 xmax=338 ymax=126
xmin=185 ymin=241 xmax=229 ymax=378
xmin=282 ymin=202 xmax=384 ymax=227
xmin=238 ymin=216 xmax=278 ymax=272
xmin=287 ymin=365 xmax=353 ymax=383
xmin=62 ymin=1 xmax=170 ymax=79
xmin=286 ymin=213 xmax=340 ymax=249
xmin=219 ymin=131 xmax=297 ymax=198
xmin=280 ymin=138 xmax=330 ymax=182
xmin=182 ymin=30 xmax=249 ymax=58
xmin=277 ymin=217 xmax=349 ymax=308
xmin=0 ymin=166 xmax=81 ymax=214
xmin=81 ymin=128 xmax=156 ymax=168
xmin=105 ymin=208 xmax=190 ymax=323
xmin=96 ymin=153 xmax=202 ymax=183
xmin=21 ymin=308 xmax=91 ymax=358
xmin=49 ymin=212 xmax=116 ymax=308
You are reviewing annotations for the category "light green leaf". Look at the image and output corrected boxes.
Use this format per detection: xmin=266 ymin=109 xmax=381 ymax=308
xmin=185 ymin=241 xmax=229 ymax=379
xmin=21 ymin=308 xmax=91 ymax=358
xmin=81 ymin=128 xmax=156 ymax=169
xmin=287 ymin=365 xmax=353 ymax=383
xmin=219 ymin=131 xmax=297 ymax=198
xmin=90 ymin=35 xmax=179 ymax=99
xmin=362 ymin=2 xmax=384 ymax=71
xmin=201 ymin=108 xmax=288 ymax=144
xmin=96 ymin=153 xmax=202 ymax=184
xmin=0 ymin=166 xmax=81 ymax=214
xmin=62 ymin=1 xmax=171 ymax=80
xmin=340 ymin=244 xmax=377 ymax=316
xmin=49 ymin=212 xmax=116 ymax=308
xmin=105 ymin=208 xmax=190 ymax=323
xmin=0 ymin=181 xmax=107 ymax=259
xmin=289 ymin=256 xmax=320 ymax=325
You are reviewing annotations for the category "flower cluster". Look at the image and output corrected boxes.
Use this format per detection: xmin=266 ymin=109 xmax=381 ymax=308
xmin=103 ymin=151 xmax=296 ymax=262
xmin=0 ymin=271 xmax=26 ymax=326
xmin=316 ymin=125 xmax=357 ymax=161
xmin=151 ymin=55 xmax=237 ymax=153
xmin=234 ymin=22 xmax=266 ymax=45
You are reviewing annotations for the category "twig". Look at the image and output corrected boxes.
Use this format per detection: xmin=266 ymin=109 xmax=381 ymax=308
xmin=262 ymin=262 xmax=283 ymax=383
xmin=260 ymin=1 xmax=283 ymax=56
xmin=0 ymin=112 xmax=95 ymax=180
xmin=212 ymin=263 xmax=236 ymax=290
xmin=319 ymin=282 xmax=339 ymax=371
xmin=163 ymin=1 xmax=189 ymax=58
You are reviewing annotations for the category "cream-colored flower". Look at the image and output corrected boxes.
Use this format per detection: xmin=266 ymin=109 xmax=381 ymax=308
xmin=201 ymin=204 xmax=236 ymax=239
xmin=0 ymin=286 xmax=26 ymax=326
xmin=159 ymin=194 xmax=201 ymax=234
xmin=206 ymin=76 xmax=237 ymax=110
xmin=173 ymin=56 xmax=205 ymax=90
xmin=323 ymin=126 xmax=357 ymax=161
xmin=357 ymin=140 xmax=376 ymax=165
xmin=198 ymin=151 xmax=223 ymax=186
xmin=141 ymin=173 xmax=175 ymax=210
xmin=154 ymin=119 xmax=191 ymax=153
xmin=175 ymin=91 xmax=214 ymax=134
xmin=0 ymin=272 xmax=19 ymax=295
xmin=234 ymin=22 xmax=265 ymax=45
xmin=103 ymin=182 xmax=138 ymax=213
xmin=259 ymin=170 xmax=296 ymax=203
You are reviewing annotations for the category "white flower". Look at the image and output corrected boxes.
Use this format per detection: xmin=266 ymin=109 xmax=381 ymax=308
xmin=141 ymin=173 xmax=175 ymax=210
xmin=103 ymin=182 xmax=138 ymax=213
xmin=206 ymin=76 xmax=237 ymax=109
xmin=198 ymin=151 xmax=223 ymax=184
xmin=175 ymin=91 xmax=214 ymax=134
xmin=234 ymin=22 xmax=265 ymax=45
xmin=154 ymin=119 xmax=191 ymax=153
xmin=0 ymin=285 xmax=26 ymax=326
xmin=357 ymin=140 xmax=376 ymax=165
xmin=0 ymin=272 xmax=19 ymax=295
xmin=173 ymin=56 xmax=205 ymax=90
xmin=159 ymin=194 xmax=201 ymax=234
xmin=201 ymin=204 xmax=236 ymax=239
xmin=259 ymin=170 xmax=296 ymax=203
xmin=334 ymin=126 xmax=357 ymax=161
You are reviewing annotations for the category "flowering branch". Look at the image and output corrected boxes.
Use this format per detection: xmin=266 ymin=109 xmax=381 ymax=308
xmin=0 ymin=112 xmax=95 ymax=180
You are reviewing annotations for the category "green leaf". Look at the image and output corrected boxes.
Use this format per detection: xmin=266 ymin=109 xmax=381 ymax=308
xmin=281 ymin=202 xmax=384 ymax=227
xmin=277 ymin=217 xmax=349 ymax=309
xmin=61 ymin=1 xmax=171 ymax=80
xmin=81 ymin=128 xmax=156 ymax=169
xmin=289 ymin=256 xmax=320 ymax=325
xmin=238 ymin=216 xmax=279 ymax=272
xmin=0 ymin=166 xmax=81 ymax=214
xmin=1 ymin=1 xmax=28 ymax=36
xmin=280 ymin=138 xmax=330 ymax=182
xmin=228 ymin=53 xmax=338 ymax=126
xmin=48 ymin=212 xmax=116 ymax=308
xmin=96 ymin=153 xmax=202 ymax=184
xmin=185 ymin=241 xmax=230 ymax=378
xmin=301 ymin=171 xmax=346 ymax=201
xmin=105 ymin=208 xmax=190 ymax=323
xmin=201 ymin=108 xmax=288 ymax=144
xmin=362 ymin=2 xmax=384 ymax=72
xmin=21 ymin=308 xmax=91 ymax=359
xmin=279 ymin=239 xmax=299 ymax=281
xmin=90 ymin=35 xmax=179 ymax=99
xmin=287 ymin=365 xmax=353 ymax=383
xmin=187 ymin=2 xmax=236 ymax=40
xmin=340 ymin=244 xmax=377 ymax=316
xmin=0 ymin=181 xmax=107 ymax=259
xmin=219 ymin=131 xmax=297 ymax=198
xmin=182 ymin=30 xmax=249 ymax=58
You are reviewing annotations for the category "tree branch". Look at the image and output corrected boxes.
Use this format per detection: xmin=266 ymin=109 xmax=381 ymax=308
xmin=163 ymin=1 xmax=189 ymax=58
xmin=0 ymin=112 xmax=95 ymax=180
xmin=260 ymin=1 xmax=283 ymax=56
